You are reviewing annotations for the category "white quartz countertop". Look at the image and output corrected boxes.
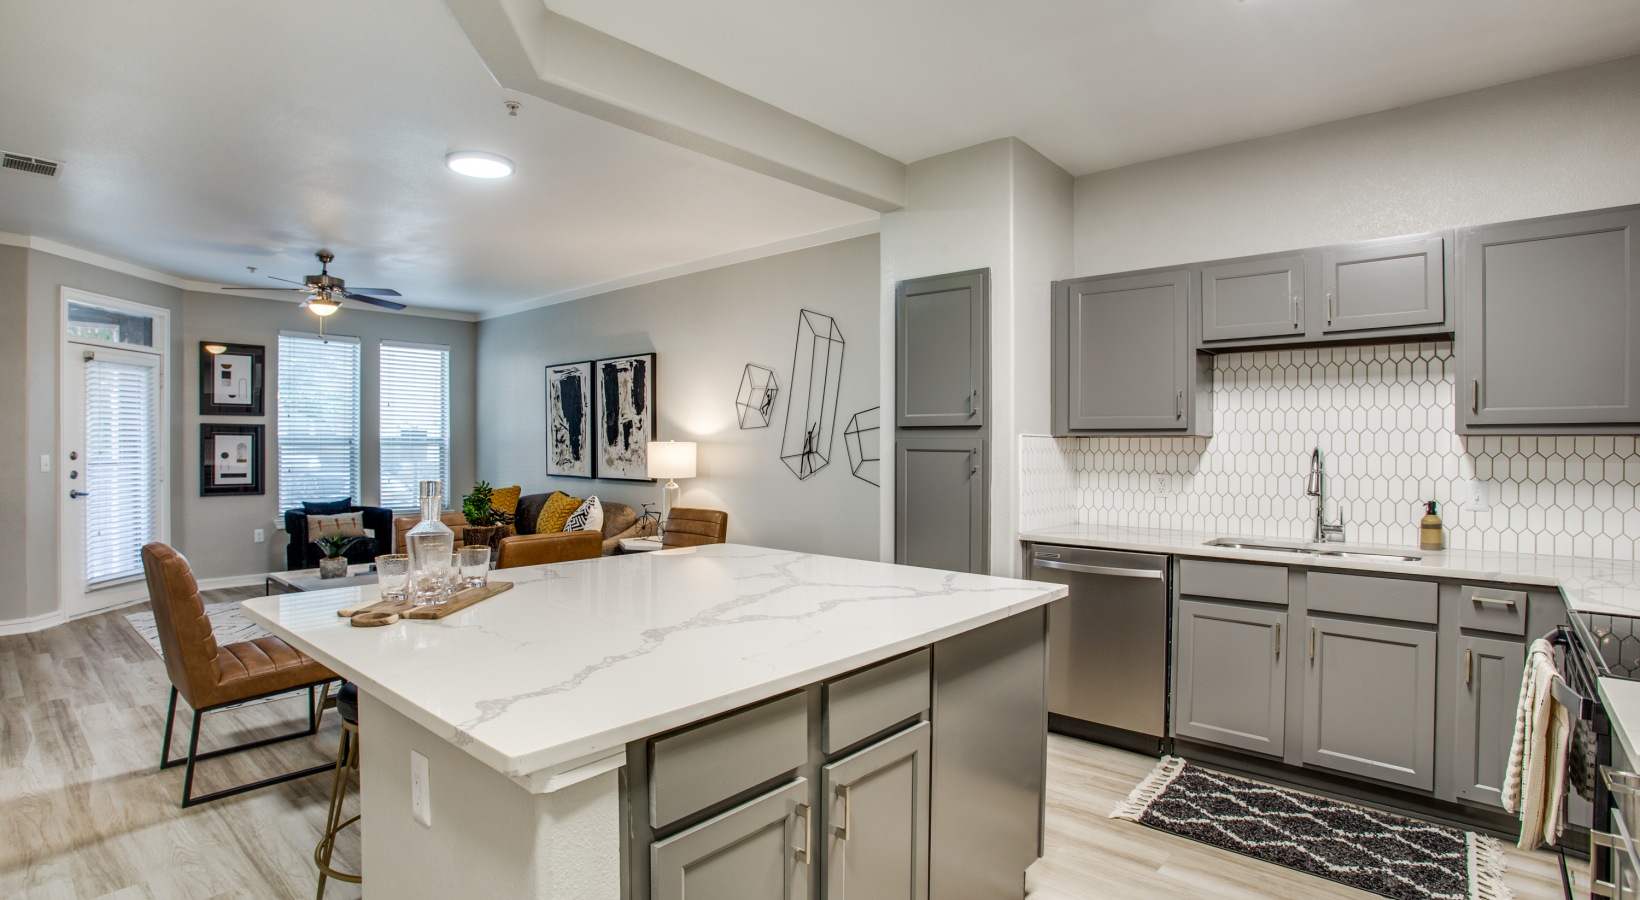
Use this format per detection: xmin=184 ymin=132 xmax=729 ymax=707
xmin=1601 ymin=678 xmax=1640 ymax=763
xmin=242 ymin=544 xmax=1064 ymax=786
xmin=1019 ymin=522 xmax=1640 ymax=615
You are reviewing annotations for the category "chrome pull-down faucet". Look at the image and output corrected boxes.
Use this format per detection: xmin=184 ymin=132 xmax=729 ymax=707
xmin=1306 ymin=447 xmax=1346 ymax=543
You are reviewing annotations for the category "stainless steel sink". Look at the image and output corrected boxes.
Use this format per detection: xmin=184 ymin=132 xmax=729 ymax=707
xmin=1203 ymin=537 xmax=1425 ymax=563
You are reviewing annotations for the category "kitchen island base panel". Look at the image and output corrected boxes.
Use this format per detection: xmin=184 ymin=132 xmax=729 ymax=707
xmin=359 ymin=693 xmax=621 ymax=900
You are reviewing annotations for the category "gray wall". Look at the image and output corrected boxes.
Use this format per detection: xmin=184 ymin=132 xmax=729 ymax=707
xmin=0 ymin=249 xmax=476 ymax=625
xmin=475 ymin=235 xmax=880 ymax=561
xmin=181 ymin=290 xmax=477 ymax=577
xmin=1074 ymin=54 xmax=1640 ymax=275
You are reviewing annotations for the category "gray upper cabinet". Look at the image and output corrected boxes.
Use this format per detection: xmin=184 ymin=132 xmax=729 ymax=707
xmin=896 ymin=271 xmax=986 ymax=428
xmin=821 ymin=722 xmax=931 ymax=900
xmin=1172 ymin=598 xmax=1287 ymax=757
xmin=1321 ymin=234 xmax=1446 ymax=335
xmin=1200 ymin=254 xmax=1307 ymax=343
xmin=1451 ymin=635 xmax=1525 ymax=809
xmin=651 ymin=777 xmax=812 ymax=900
xmin=1051 ymin=268 xmax=1209 ymax=435
xmin=894 ymin=439 xmax=984 ymax=574
xmin=1457 ymin=206 xmax=1640 ymax=431
xmin=1302 ymin=616 xmax=1436 ymax=791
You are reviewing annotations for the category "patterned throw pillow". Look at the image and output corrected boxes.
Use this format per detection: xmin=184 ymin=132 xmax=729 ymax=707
xmin=492 ymin=484 xmax=522 ymax=535
xmin=564 ymin=495 xmax=604 ymax=534
xmin=536 ymin=491 xmax=582 ymax=535
xmin=307 ymin=512 xmax=366 ymax=539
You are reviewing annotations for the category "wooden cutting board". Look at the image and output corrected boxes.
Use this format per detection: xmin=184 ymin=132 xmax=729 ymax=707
xmin=342 ymin=581 xmax=514 ymax=627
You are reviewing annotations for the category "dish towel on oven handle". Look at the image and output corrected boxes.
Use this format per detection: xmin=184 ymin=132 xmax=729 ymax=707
xmin=1503 ymin=638 xmax=1572 ymax=849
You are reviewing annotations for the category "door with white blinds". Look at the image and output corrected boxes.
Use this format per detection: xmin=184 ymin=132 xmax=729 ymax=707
xmin=379 ymin=341 xmax=450 ymax=510
xmin=277 ymin=333 xmax=361 ymax=511
xmin=58 ymin=289 xmax=170 ymax=618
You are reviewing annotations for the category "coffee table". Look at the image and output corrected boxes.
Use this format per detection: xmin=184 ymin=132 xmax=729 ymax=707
xmin=266 ymin=564 xmax=378 ymax=595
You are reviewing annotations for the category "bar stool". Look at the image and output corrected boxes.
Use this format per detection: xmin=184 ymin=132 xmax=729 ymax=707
xmin=315 ymin=682 xmax=361 ymax=898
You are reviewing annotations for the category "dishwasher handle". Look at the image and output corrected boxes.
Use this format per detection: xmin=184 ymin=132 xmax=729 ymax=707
xmin=1032 ymin=559 xmax=1164 ymax=580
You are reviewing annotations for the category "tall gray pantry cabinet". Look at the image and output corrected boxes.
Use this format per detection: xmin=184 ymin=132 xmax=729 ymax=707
xmin=894 ymin=270 xmax=989 ymax=573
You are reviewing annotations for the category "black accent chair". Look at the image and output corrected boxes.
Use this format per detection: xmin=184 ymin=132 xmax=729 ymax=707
xmin=284 ymin=502 xmax=394 ymax=570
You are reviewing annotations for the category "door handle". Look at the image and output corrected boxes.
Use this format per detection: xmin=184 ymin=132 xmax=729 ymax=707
xmin=1175 ymin=390 xmax=1183 ymax=419
xmin=1472 ymin=379 xmax=1480 ymax=414
xmin=835 ymin=784 xmax=852 ymax=839
xmin=1309 ymin=627 xmax=1316 ymax=663
xmin=1032 ymin=560 xmax=1163 ymax=580
xmin=1292 ymin=294 xmax=1301 ymax=330
xmin=69 ymin=490 xmax=90 ymax=500
xmin=1465 ymin=649 xmax=1472 ymax=687
xmin=968 ymin=449 xmax=978 ymax=476
xmin=794 ymin=803 xmax=812 ymax=864
xmin=1327 ymin=290 xmax=1335 ymax=326
xmin=1274 ymin=623 xmax=1282 ymax=660
xmin=1471 ymin=593 xmax=1518 ymax=608
xmin=967 ymin=389 xmax=978 ymax=417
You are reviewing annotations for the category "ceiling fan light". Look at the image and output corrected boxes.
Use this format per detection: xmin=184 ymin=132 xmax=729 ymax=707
xmin=307 ymin=298 xmax=340 ymax=317
xmin=445 ymin=150 xmax=514 ymax=179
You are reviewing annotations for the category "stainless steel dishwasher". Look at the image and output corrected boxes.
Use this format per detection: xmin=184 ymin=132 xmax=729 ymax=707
xmin=1030 ymin=544 xmax=1169 ymax=754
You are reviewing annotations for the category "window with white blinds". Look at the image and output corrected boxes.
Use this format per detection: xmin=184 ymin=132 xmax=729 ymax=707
xmin=84 ymin=357 xmax=159 ymax=586
xmin=277 ymin=333 xmax=361 ymax=511
xmin=379 ymin=341 xmax=451 ymax=511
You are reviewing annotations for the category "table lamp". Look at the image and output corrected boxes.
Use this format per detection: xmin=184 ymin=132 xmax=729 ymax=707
xmin=646 ymin=441 xmax=697 ymax=533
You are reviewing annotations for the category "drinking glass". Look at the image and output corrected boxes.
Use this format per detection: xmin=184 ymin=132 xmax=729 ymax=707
xmin=459 ymin=545 xmax=491 ymax=589
xmin=376 ymin=554 xmax=410 ymax=602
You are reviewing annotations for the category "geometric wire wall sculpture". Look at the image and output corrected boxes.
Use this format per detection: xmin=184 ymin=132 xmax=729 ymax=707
xmin=779 ymin=309 xmax=845 ymax=481
xmin=735 ymin=363 xmax=779 ymax=429
xmin=843 ymin=406 xmax=880 ymax=487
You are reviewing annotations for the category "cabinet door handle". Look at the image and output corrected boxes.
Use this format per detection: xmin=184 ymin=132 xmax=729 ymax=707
xmin=836 ymin=784 xmax=852 ymax=840
xmin=1327 ymin=290 xmax=1335 ymax=326
xmin=1175 ymin=390 xmax=1184 ymax=419
xmin=969 ymin=449 xmax=978 ymax=477
xmin=794 ymin=803 xmax=812 ymax=864
xmin=1465 ymin=649 xmax=1473 ymax=687
xmin=1472 ymin=379 xmax=1480 ymax=414
xmin=1471 ymin=593 xmax=1518 ymax=608
xmin=1292 ymin=294 xmax=1301 ymax=330
xmin=1274 ymin=623 xmax=1282 ymax=660
xmin=1309 ymin=627 xmax=1316 ymax=663
xmin=967 ymin=388 xmax=978 ymax=418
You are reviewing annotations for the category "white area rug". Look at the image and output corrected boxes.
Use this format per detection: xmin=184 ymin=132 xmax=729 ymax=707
xmin=124 ymin=601 xmax=270 ymax=659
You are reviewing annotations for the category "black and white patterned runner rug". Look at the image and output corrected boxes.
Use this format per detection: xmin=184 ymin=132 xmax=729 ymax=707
xmin=1111 ymin=756 xmax=1512 ymax=900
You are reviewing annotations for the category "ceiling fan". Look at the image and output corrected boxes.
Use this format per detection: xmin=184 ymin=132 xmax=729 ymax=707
xmin=222 ymin=250 xmax=408 ymax=316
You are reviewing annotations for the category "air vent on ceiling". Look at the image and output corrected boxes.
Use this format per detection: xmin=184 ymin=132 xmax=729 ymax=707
xmin=2 ymin=153 xmax=63 ymax=178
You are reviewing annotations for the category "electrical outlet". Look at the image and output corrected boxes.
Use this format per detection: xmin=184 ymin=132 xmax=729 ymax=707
xmin=39 ymin=455 xmax=51 ymax=473
xmin=253 ymin=528 xmax=265 ymax=543
xmin=411 ymin=750 xmax=431 ymax=827
xmin=1151 ymin=474 xmax=1173 ymax=496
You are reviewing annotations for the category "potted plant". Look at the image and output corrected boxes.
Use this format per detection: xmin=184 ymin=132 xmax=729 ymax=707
xmin=315 ymin=534 xmax=356 ymax=579
xmin=461 ymin=481 xmax=514 ymax=552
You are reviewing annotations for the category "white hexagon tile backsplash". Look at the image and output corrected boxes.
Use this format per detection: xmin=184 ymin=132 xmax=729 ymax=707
xmin=1019 ymin=341 xmax=1640 ymax=559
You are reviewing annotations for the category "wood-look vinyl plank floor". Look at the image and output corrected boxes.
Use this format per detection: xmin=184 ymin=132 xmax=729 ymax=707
xmin=2 ymin=594 xmax=1586 ymax=899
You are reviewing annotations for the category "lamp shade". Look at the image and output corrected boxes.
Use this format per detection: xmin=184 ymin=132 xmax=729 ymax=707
xmin=647 ymin=441 xmax=697 ymax=479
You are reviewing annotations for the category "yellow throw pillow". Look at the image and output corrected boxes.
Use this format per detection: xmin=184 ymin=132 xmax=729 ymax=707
xmin=536 ymin=491 xmax=582 ymax=535
xmin=492 ymin=484 xmax=522 ymax=535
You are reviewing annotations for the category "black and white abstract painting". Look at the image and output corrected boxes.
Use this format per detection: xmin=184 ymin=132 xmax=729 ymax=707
xmin=546 ymin=361 xmax=595 ymax=479
xmin=595 ymin=353 xmax=656 ymax=481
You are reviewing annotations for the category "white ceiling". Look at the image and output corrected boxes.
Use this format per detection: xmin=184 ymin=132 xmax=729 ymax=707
xmin=548 ymin=0 xmax=1640 ymax=175
xmin=0 ymin=0 xmax=877 ymax=314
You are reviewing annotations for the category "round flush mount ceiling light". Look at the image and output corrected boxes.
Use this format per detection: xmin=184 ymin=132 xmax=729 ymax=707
xmin=445 ymin=150 xmax=514 ymax=179
xmin=306 ymin=297 xmax=340 ymax=317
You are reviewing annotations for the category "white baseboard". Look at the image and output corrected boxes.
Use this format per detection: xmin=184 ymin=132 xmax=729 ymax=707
xmin=0 ymin=611 xmax=67 ymax=637
xmin=196 ymin=574 xmax=268 ymax=591
xmin=0 ymin=573 xmax=271 ymax=636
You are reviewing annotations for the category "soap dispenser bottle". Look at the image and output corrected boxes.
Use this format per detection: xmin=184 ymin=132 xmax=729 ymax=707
xmin=1419 ymin=500 xmax=1445 ymax=551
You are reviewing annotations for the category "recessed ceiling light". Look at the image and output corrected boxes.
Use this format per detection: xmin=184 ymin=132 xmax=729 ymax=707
xmin=445 ymin=151 xmax=514 ymax=179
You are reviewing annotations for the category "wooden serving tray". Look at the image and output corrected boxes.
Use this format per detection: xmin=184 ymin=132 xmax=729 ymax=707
xmin=341 ymin=581 xmax=514 ymax=627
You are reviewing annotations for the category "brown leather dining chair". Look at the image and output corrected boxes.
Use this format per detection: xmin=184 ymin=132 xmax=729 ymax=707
xmin=661 ymin=508 xmax=730 ymax=548
xmin=142 ymin=543 xmax=339 ymax=807
xmin=495 ymin=530 xmax=602 ymax=569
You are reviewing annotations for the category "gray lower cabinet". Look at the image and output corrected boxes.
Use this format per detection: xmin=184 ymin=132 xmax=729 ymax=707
xmin=1321 ymin=234 xmax=1446 ymax=335
xmin=1200 ymin=253 xmax=1307 ymax=343
xmin=1173 ymin=598 xmax=1287 ymax=757
xmin=1052 ymin=267 xmax=1209 ymax=435
xmin=896 ymin=271 xmax=986 ymax=428
xmin=1457 ymin=205 xmax=1640 ymax=431
xmin=894 ymin=439 xmax=983 ymax=574
xmin=821 ymin=722 xmax=931 ymax=900
xmin=1450 ymin=634 xmax=1525 ymax=808
xmin=1302 ymin=616 xmax=1437 ymax=791
xmin=651 ymin=777 xmax=813 ymax=900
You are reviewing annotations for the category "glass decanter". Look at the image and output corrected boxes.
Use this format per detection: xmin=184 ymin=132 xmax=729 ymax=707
xmin=404 ymin=480 xmax=455 ymax=605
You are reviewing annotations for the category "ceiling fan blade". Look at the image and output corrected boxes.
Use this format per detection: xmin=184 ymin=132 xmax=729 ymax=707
xmin=220 ymin=285 xmax=310 ymax=292
xmin=344 ymin=292 xmax=407 ymax=311
xmin=345 ymin=287 xmax=402 ymax=297
xmin=268 ymin=275 xmax=311 ymax=287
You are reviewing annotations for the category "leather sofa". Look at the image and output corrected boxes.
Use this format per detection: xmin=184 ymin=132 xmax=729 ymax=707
xmin=392 ymin=492 xmax=652 ymax=557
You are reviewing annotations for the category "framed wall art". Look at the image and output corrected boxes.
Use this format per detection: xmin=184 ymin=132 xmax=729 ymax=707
xmin=594 ymin=353 xmax=656 ymax=481
xmin=198 ymin=342 xmax=265 ymax=416
xmin=200 ymin=424 xmax=265 ymax=496
xmin=545 ymin=360 xmax=596 ymax=479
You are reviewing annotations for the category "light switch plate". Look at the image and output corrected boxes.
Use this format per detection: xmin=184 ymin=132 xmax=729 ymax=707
xmin=253 ymin=529 xmax=265 ymax=543
xmin=1464 ymin=480 xmax=1494 ymax=511
xmin=410 ymin=750 xmax=431 ymax=827
xmin=39 ymin=455 xmax=51 ymax=473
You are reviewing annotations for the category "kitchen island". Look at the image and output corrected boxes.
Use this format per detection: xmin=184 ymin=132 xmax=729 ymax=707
xmin=242 ymin=543 xmax=1065 ymax=899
